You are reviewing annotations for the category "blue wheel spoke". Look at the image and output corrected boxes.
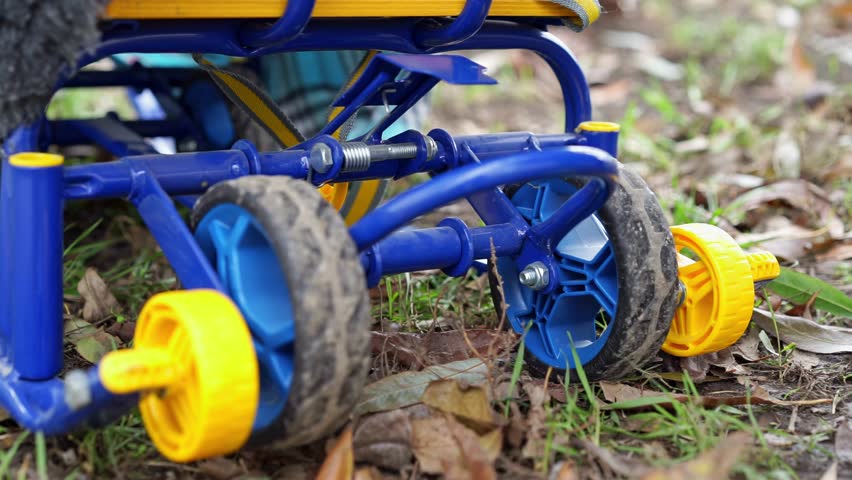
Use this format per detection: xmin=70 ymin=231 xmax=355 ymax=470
xmin=194 ymin=203 xmax=297 ymax=432
xmin=498 ymin=178 xmax=619 ymax=370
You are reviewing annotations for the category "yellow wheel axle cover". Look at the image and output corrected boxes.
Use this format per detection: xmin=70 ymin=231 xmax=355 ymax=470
xmin=100 ymin=290 xmax=259 ymax=462
xmin=663 ymin=223 xmax=780 ymax=357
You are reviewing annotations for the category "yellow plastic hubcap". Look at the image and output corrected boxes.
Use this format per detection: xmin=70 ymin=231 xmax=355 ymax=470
xmin=663 ymin=224 xmax=779 ymax=357
xmin=100 ymin=290 xmax=259 ymax=462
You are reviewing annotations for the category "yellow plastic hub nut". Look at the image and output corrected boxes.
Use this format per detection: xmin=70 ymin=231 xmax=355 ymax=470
xmin=663 ymin=223 xmax=780 ymax=357
xmin=100 ymin=290 xmax=259 ymax=462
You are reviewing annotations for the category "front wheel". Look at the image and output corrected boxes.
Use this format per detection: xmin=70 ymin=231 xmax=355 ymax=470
xmin=489 ymin=164 xmax=680 ymax=381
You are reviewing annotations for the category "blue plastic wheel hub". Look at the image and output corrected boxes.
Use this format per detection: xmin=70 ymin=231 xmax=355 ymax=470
xmin=498 ymin=179 xmax=618 ymax=368
xmin=194 ymin=204 xmax=295 ymax=432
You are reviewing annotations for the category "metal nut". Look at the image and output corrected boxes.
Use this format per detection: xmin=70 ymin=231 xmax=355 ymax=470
xmin=518 ymin=262 xmax=549 ymax=290
xmin=309 ymin=143 xmax=334 ymax=174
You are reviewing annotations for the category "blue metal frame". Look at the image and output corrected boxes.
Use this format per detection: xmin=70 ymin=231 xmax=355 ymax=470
xmin=0 ymin=5 xmax=615 ymax=438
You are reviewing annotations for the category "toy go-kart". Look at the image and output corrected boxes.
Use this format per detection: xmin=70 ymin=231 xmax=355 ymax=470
xmin=0 ymin=0 xmax=780 ymax=462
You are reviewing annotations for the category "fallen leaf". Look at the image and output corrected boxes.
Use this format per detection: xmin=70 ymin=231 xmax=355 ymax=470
xmin=725 ymin=180 xmax=843 ymax=238
xmin=640 ymin=431 xmax=751 ymax=480
xmin=836 ymin=419 xmax=852 ymax=468
xmin=788 ymin=350 xmax=820 ymax=370
xmin=758 ymin=329 xmax=779 ymax=356
xmin=63 ymin=318 xmax=98 ymax=344
xmin=679 ymin=356 xmax=710 ymax=382
xmin=768 ymin=268 xmax=852 ymax=318
xmin=371 ymin=330 xmax=513 ymax=369
xmin=819 ymin=461 xmax=838 ymax=480
xmin=574 ymin=438 xmax=648 ymax=478
xmin=421 ymin=380 xmax=498 ymax=433
xmin=731 ymin=327 xmax=761 ymax=362
xmin=353 ymin=467 xmax=385 ymax=480
xmin=105 ymin=321 xmax=136 ymax=343
xmin=411 ymin=415 xmax=497 ymax=479
xmin=735 ymin=221 xmax=833 ymax=261
xmin=599 ymin=381 xmax=830 ymax=410
xmin=316 ymin=427 xmax=354 ymax=480
xmin=76 ymin=268 xmax=119 ymax=322
xmin=353 ymin=410 xmax=412 ymax=470
xmin=197 ymin=457 xmax=243 ymax=480
xmin=75 ymin=330 xmax=118 ymax=363
xmin=551 ymin=461 xmax=579 ymax=480
xmin=355 ymin=359 xmax=488 ymax=415
xmin=704 ymin=349 xmax=749 ymax=376
xmin=816 ymin=243 xmax=852 ymax=263
xmin=752 ymin=308 xmax=852 ymax=354
xmin=521 ymin=382 xmax=549 ymax=460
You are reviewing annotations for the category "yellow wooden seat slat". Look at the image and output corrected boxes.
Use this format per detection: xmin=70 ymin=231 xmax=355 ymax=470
xmin=104 ymin=0 xmax=576 ymax=19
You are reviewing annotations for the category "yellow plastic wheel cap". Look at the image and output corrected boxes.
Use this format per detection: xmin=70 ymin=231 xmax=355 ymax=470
xmin=663 ymin=224 xmax=755 ymax=357
xmin=100 ymin=290 xmax=259 ymax=462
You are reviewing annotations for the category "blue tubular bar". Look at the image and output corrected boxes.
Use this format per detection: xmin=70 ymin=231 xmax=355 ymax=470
xmin=83 ymin=21 xmax=589 ymax=129
xmin=415 ymin=0 xmax=494 ymax=48
xmin=64 ymin=68 xmax=199 ymax=89
xmin=349 ymin=146 xmax=618 ymax=251
xmin=531 ymin=177 xmax=609 ymax=247
xmin=238 ymin=0 xmax=316 ymax=48
xmin=7 ymin=157 xmax=65 ymax=380
xmin=49 ymin=119 xmax=196 ymax=147
xmin=63 ymin=148 xmax=309 ymax=199
xmin=361 ymin=223 xmax=523 ymax=284
xmin=0 ymin=367 xmax=136 ymax=435
xmin=128 ymin=167 xmax=224 ymax=291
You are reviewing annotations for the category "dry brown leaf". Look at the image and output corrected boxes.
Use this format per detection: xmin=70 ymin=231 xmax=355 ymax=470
xmin=421 ymin=379 xmax=498 ymax=433
xmin=316 ymin=427 xmax=354 ymax=480
xmin=521 ymin=382 xmax=549 ymax=460
xmin=551 ymin=461 xmax=580 ymax=480
xmin=411 ymin=415 xmax=498 ymax=479
xmin=197 ymin=457 xmax=243 ymax=480
xmin=726 ymin=180 xmax=844 ymax=238
xmin=836 ymin=419 xmax=852 ymax=469
xmin=371 ymin=330 xmax=513 ymax=369
xmin=353 ymin=467 xmax=385 ymax=480
xmin=752 ymin=308 xmax=852 ymax=354
xmin=731 ymin=327 xmax=761 ymax=362
xmin=77 ymin=268 xmax=119 ymax=322
xmin=816 ymin=243 xmax=852 ymax=263
xmin=74 ymin=330 xmax=118 ymax=363
xmin=353 ymin=410 xmax=412 ymax=470
xmin=640 ymin=431 xmax=751 ymax=480
xmin=599 ymin=381 xmax=830 ymax=409
xmin=735 ymin=219 xmax=833 ymax=261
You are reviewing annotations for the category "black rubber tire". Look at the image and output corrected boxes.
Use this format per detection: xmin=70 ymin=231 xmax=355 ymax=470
xmin=191 ymin=176 xmax=372 ymax=448
xmin=0 ymin=0 xmax=105 ymax=140
xmin=489 ymin=163 xmax=680 ymax=381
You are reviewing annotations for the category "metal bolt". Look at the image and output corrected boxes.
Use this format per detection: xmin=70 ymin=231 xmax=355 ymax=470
xmin=518 ymin=262 xmax=549 ymax=290
xmin=64 ymin=369 xmax=92 ymax=411
xmin=338 ymin=134 xmax=439 ymax=173
xmin=309 ymin=143 xmax=334 ymax=174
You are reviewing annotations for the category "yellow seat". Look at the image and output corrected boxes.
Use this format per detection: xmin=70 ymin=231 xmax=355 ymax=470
xmin=105 ymin=0 xmax=594 ymax=20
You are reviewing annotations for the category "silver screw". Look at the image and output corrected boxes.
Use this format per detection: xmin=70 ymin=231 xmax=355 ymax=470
xmin=64 ymin=369 xmax=92 ymax=411
xmin=338 ymin=134 xmax=439 ymax=173
xmin=518 ymin=262 xmax=549 ymax=290
xmin=309 ymin=143 xmax=334 ymax=174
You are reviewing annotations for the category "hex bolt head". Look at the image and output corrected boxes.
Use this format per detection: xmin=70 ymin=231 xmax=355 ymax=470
xmin=309 ymin=143 xmax=334 ymax=174
xmin=518 ymin=262 xmax=549 ymax=290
